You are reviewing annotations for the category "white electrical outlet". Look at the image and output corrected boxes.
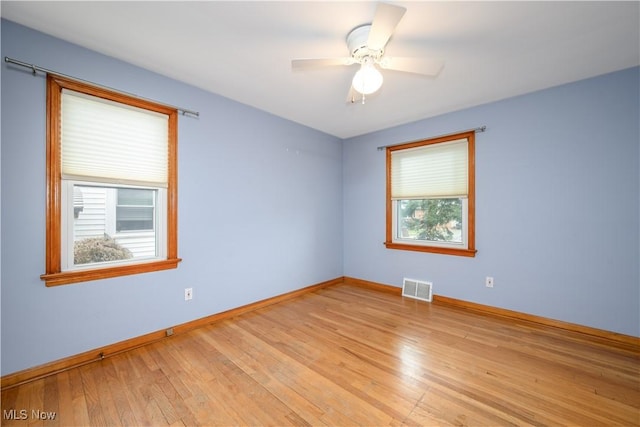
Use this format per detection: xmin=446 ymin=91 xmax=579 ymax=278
xmin=485 ymin=277 xmax=494 ymax=288
xmin=184 ymin=288 xmax=193 ymax=301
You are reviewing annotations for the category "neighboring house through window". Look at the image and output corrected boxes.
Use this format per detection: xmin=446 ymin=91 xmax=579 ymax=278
xmin=41 ymin=75 xmax=180 ymax=286
xmin=385 ymin=130 xmax=477 ymax=257
xmin=116 ymin=188 xmax=155 ymax=232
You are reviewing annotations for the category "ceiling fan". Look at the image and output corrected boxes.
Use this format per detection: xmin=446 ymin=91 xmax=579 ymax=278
xmin=291 ymin=2 xmax=444 ymax=104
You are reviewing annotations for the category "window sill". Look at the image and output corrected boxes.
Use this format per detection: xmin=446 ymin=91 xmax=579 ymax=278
xmin=384 ymin=242 xmax=477 ymax=257
xmin=41 ymin=258 xmax=182 ymax=286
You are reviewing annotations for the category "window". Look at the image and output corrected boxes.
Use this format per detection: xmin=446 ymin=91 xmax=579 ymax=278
xmin=116 ymin=188 xmax=156 ymax=232
xmin=385 ymin=131 xmax=476 ymax=257
xmin=42 ymin=75 xmax=180 ymax=286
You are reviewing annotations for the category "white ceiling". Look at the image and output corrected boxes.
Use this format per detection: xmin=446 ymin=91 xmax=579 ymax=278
xmin=2 ymin=1 xmax=639 ymax=139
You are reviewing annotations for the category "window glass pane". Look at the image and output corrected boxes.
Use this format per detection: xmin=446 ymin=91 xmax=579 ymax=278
xmin=117 ymin=188 xmax=154 ymax=206
xmin=73 ymin=185 xmax=158 ymax=266
xmin=116 ymin=188 xmax=155 ymax=232
xmin=397 ymin=198 xmax=463 ymax=243
xmin=116 ymin=207 xmax=154 ymax=231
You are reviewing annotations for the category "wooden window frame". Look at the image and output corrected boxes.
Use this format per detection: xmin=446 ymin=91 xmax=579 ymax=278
xmin=384 ymin=131 xmax=477 ymax=257
xmin=41 ymin=75 xmax=181 ymax=286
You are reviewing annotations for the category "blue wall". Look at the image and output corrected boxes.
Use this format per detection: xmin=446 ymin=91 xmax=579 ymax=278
xmin=1 ymin=20 xmax=344 ymax=375
xmin=2 ymin=19 xmax=639 ymax=377
xmin=343 ymin=66 xmax=639 ymax=337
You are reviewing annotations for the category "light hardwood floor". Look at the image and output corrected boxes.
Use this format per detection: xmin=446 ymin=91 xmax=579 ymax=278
xmin=2 ymin=284 xmax=639 ymax=426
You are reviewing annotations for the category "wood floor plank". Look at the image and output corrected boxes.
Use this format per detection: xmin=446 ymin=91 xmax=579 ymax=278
xmin=78 ymin=363 xmax=113 ymax=426
xmin=53 ymin=371 xmax=73 ymax=427
xmin=211 ymin=321 xmax=372 ymax=425
xmin=4 ymin=381 xmax=31 ymax=427
xmin=26 ymin=378 xmax=44 ymax=427
xmin=100 ymin=358 xmax=139 ymax=426
xmin=203 ymin=322 xmax=329 ymax=425
xmin=40 ymin=376 xmax=59 ymax=427
xmin=110 ymin=352 xmax=155 ymax=426
xmin=2 ymin=284 xmax=638 ymax=426
xmin=250 ymin=305 xmax=426 ymax=420
xmin=66 ymin=368 xmax=90 ymax=426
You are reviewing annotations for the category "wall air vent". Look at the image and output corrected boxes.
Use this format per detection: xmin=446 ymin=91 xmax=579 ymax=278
xmin=402 ymin=278 xmax=433 ymax=302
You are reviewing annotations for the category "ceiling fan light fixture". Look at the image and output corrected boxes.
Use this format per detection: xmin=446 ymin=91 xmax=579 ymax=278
xmin=352 ymin=59 xmax=383 ymax=95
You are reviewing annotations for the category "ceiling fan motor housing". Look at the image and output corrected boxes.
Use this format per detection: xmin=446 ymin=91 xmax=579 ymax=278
xmin=347 ymin=25 xmax=383 ymax=62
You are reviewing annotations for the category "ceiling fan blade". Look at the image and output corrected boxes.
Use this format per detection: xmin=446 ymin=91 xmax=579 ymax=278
xmin=379 ymin=57 xmax=445 ymax=76
xmin=291 ymin=58 xmax=354 ymax=70
xmin=367 ymin=3 xmax=407 ymax=51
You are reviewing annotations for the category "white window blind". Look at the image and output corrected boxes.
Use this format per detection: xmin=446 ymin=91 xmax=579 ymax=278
xmin=61 ymin=89 xmax=169 ymax=187
xmin=390 ymin=138 xmax=468 ymax=199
